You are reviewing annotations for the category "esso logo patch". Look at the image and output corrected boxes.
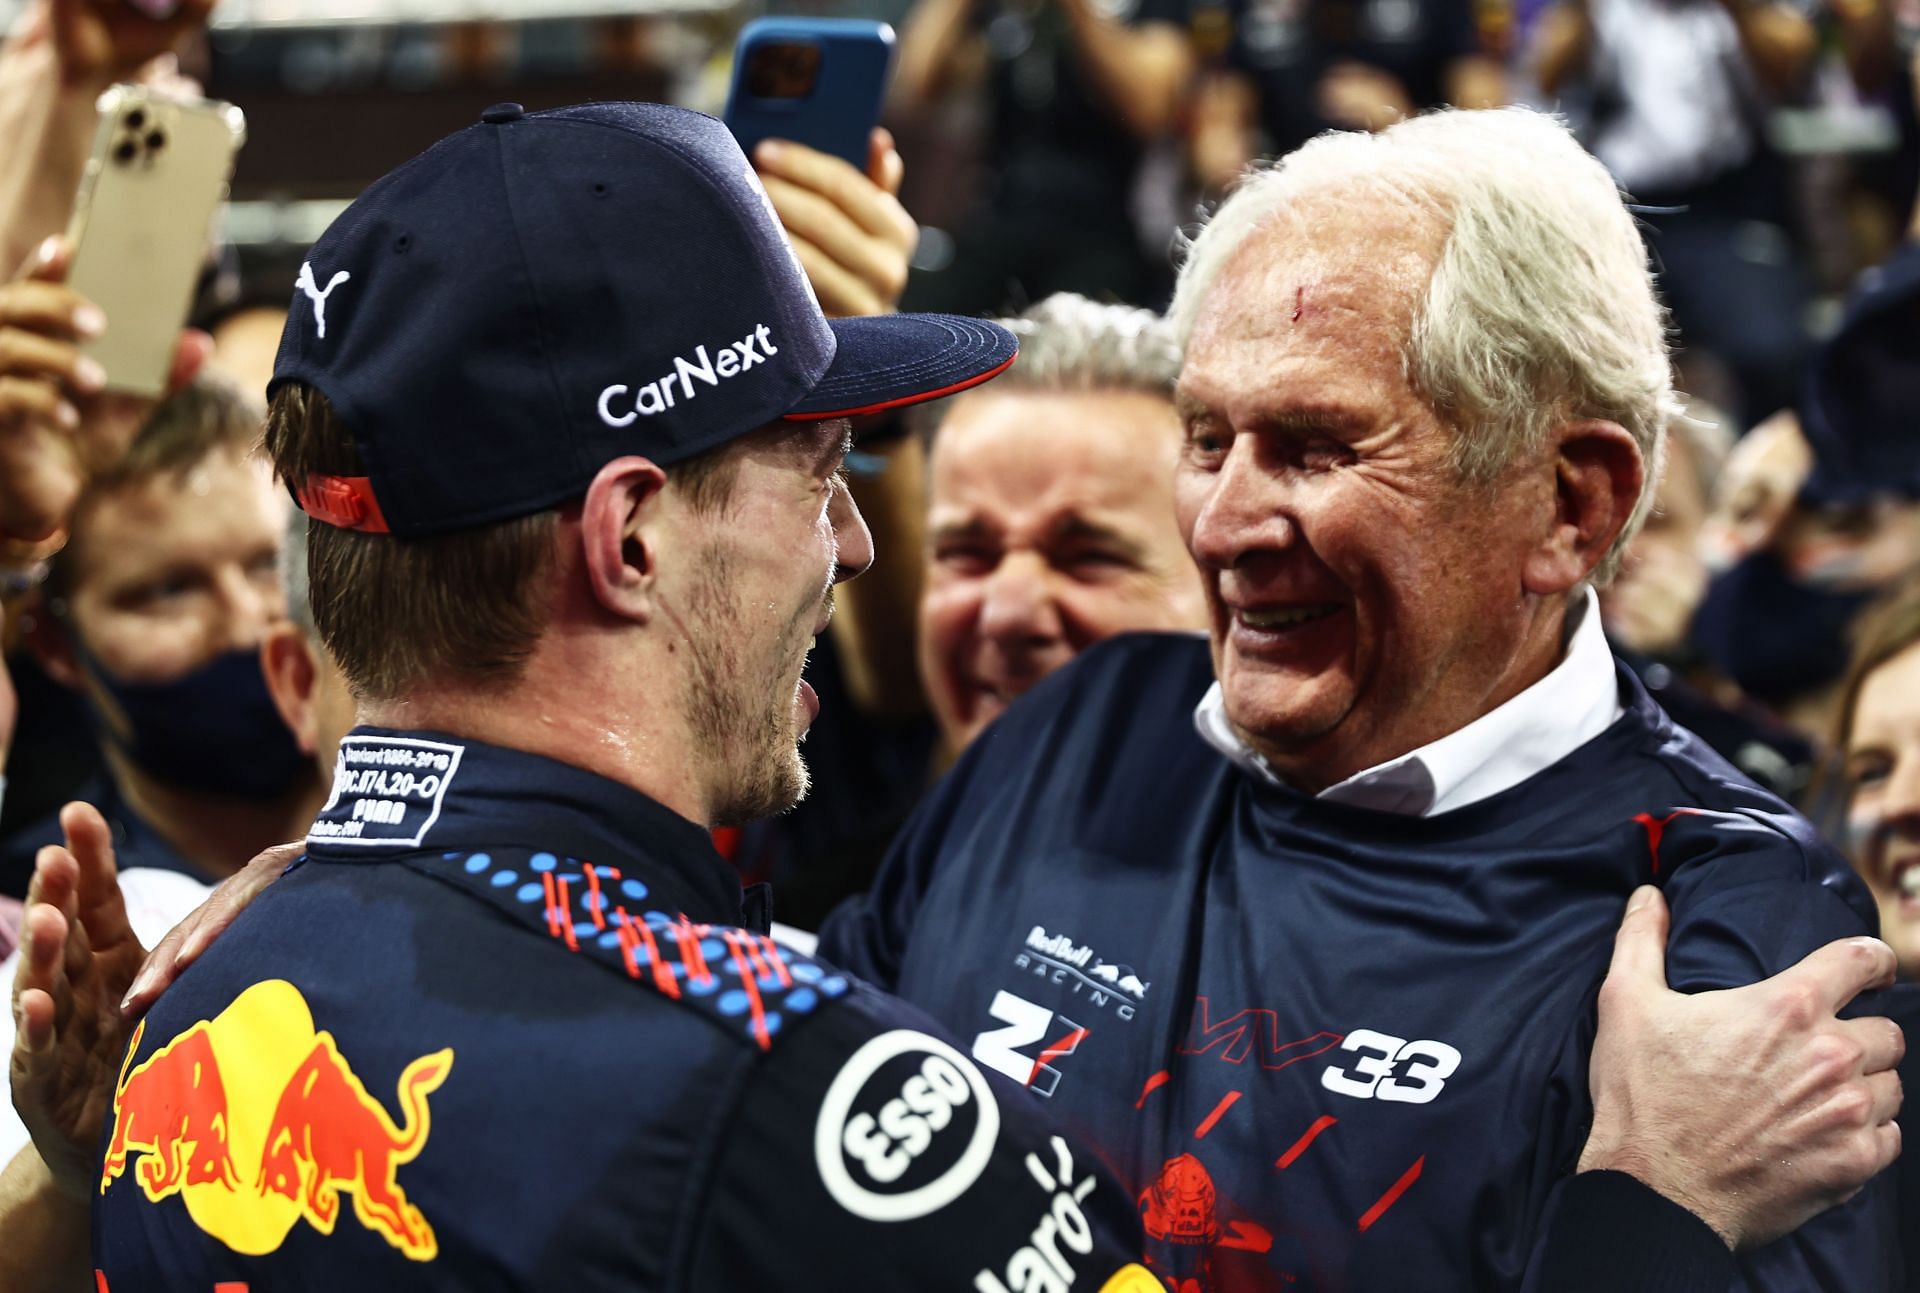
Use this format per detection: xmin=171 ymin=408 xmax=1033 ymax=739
xmin=814 ymin=1030 xmax=1000 ymax=1222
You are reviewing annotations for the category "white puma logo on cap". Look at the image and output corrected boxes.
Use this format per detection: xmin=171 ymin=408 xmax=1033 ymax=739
xmin=297 ymin=262 xmax=352 ymax=339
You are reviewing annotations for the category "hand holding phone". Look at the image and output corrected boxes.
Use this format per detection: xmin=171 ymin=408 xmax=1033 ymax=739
xmin=0 ymin=237 xmax=211 ymax=540
xmin=749 ymin=129 xmax=918 ymax=317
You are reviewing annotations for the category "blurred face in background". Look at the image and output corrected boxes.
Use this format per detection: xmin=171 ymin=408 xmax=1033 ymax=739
xmin=1601 ymin=421 xmax=1710 ymax=656
xmin=1844 ymin=641 xmax=1920 ymax=979
xmin=34 ymin=442 xmax=307 ymax=805
xmin=57 ymin=445 xmax=288 ymax=686
xmin=919 ymin=386 xmax=1207 ymax=751
xmin=1774 ymin=498 xmax=1920 ymax=593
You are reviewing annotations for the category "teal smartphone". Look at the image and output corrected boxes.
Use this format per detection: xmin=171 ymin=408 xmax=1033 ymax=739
xmin=723 ymin=18 xmax=895 ymax=172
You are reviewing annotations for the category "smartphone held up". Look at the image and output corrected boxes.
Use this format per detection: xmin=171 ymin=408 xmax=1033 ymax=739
xmin=723 ymin=18 xmax=895 ymax=172
xmin=65 ymin=84 xmax=245 ymax=398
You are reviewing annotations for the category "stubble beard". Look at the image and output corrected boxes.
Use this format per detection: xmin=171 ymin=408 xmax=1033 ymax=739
xmin=680 ymin=544 xmax=821 ymax=828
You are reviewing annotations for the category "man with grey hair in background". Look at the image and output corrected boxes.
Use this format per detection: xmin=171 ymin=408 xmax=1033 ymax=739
xmin=912 ymin=292 xmax=1206 ymax=761
xmin=726 ymin=292 xmax=1211 ymax=925
xmin=819 ymin=107 xmax=1903 ymax=1289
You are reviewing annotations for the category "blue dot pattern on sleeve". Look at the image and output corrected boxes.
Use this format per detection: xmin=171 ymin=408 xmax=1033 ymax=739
xmin=420 ymin=848 xmax=846 ymax=1050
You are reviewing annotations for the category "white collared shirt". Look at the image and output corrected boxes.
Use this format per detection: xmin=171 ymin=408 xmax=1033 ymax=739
xmin=1192 ymin=588 xmax=1625 ymax=816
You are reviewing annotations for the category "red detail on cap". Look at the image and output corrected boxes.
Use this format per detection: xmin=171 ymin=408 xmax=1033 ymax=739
xmin=296 ymin=475 xmax=391 ymax=534
xmin=782 ymin=351 xmax=1018 ymax=422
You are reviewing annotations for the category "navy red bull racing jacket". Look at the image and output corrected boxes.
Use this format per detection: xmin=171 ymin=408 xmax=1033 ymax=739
xmin=817 ymin=633 xmax=1902 ymax=1292
xmin=91 ymin=728 xmax=1159 ymax=1292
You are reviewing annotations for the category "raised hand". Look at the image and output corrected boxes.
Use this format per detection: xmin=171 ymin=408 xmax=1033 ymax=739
xmin=0 ymin=236 xmax=210 ymax=541
xmin=753 ymin=128 xmax=918 ymax=319
xmin=9 ymin=803 xmax=148 ymax=1200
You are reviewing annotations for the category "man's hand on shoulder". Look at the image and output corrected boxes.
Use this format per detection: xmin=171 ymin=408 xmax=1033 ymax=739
xmin=120 ymin=840 xmax=302 ymax=1018
xmin=1581 ymin=885 xmax=1903 ymax=1250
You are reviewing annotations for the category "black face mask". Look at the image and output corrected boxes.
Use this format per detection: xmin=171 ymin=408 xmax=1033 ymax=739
xmin=80 ymin=645 xmax=309 ymax=800
xmin=1688 ymin=550 xmax=1874 ymax=707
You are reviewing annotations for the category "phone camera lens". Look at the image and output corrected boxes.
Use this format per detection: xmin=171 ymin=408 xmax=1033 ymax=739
xmin=125 ymin=108 xmax=147 ymax=131
xmin=113 ymin=139 xmax=139 ymax=164
xmin=146 ymin=130 xmax=167 ymax=152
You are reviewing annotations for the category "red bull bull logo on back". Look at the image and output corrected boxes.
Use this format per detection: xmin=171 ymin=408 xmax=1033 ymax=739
xmin=100 ymin=979 xmax=453 ymax=1262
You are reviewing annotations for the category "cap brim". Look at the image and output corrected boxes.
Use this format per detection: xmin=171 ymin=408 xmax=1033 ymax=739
xmin=784 ymin=313 xmax=1017 ymax=421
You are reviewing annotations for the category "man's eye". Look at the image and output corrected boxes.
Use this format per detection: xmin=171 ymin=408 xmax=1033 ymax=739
xmin=122 ymin=578 xmax=193 ymax=610
xmin=1848 ymin=756 xmax=1892 ymax=791
xmin=1062 ymin=550 xmax=1129 ymax=574
xmin=1184 ymin=423 xmax=1226 ymax=457
xmin=935 ymin=545 xmax=996 ymax=575
xmin=1300 ymin=440 xmax=1353 ymax=470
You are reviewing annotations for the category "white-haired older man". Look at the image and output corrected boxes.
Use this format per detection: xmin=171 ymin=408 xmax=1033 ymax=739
xmin=819 ymin=108 xmax=1901 ymax=1290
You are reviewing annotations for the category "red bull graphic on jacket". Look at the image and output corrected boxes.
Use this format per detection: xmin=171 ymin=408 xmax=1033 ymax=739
xmin=94 ymin=728 xmax=1159 ymax=1292
xmin=101 ymin=980 xmax=450 ymax=1260
xmin=817 ymin=633 xmax=1901 ymax=1291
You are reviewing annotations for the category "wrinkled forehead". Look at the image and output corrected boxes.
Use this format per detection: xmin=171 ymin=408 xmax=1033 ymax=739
xmin=67 ymin=448 xmax=281 ymax=576
xmin=1189 ymin=206 xmax=1442 ymax=351
xmin=928 ymin=387 xmax=1182 ymax=508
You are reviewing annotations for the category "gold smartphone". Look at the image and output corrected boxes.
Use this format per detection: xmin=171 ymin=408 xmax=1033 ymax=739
xmin=65 ymin=85 xmax=246 ymax=398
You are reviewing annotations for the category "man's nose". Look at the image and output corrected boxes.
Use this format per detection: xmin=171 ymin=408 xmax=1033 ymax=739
xmin=977 ymin=552 xmax=1062 ymax=646
xmin=830 ymin=481 xmax=875 ymax=585
xmin=1187 ymin=439 xmax=1293 ymax=569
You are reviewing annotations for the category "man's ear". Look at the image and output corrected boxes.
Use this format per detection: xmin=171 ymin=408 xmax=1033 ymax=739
xmin=581 ymin=455 xmax=671 ymax=623
xmin=1524 ymin=419 xmax=1645 ymax=596
xmin=260 ymin=624 xmax=321 ymax=755
xmin=23 ymin=595 xmax=82 ymax=691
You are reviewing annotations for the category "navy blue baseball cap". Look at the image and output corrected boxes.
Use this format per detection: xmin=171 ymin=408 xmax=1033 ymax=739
xmin=271 ymin=101 xmax=1016 ymax=538
xmin=1801 ymin=241 xmax=1920 ymax=506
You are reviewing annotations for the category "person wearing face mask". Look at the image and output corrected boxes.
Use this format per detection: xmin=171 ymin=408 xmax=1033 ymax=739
xmin=4 ymin=372 xmax=326 ymax=889
xmin=0 ymin=373 xmax=325 ymax=1180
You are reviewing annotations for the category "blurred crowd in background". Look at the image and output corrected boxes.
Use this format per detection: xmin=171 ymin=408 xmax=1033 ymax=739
xmin=0 ymin=0 xmax=1916 ymax=997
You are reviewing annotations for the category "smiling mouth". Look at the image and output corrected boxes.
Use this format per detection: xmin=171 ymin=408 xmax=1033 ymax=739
xmin=1234 ymin=604 xmax=1342 ymax=631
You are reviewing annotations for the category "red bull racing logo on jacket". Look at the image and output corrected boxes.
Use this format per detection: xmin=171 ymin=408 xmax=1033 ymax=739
xmin=100 ymin=979 xmax=453 ymax=1261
